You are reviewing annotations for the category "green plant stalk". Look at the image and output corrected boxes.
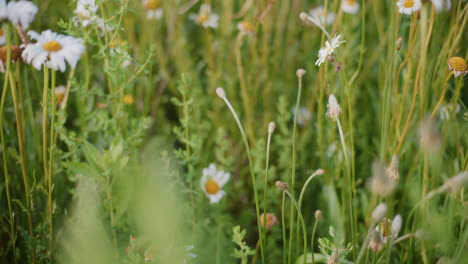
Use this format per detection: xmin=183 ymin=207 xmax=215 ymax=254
xmin=48 ymin=69 xmax=57 ymax=253
xmin=0 ymin=25 xmax=17 ymax=262
xmin=42 ymin=66 xmax=49 ymax=187
xmin=284 ymin=190 xmax=307 ymax=264
xmin=298 ymin=171 xmax=322 ymax=211
xmin=219 ymin=95 xmax=265 ymax=263
xmin=261 ymin=126 xmax=274 ymax=261
xmin=289 ymin=72 xmax=303 ymax=264
xmin=355 ymin=221 xmax=378 ymax=264
xmin=281 ymin=191 xmax=287 ymax=264
xmin=310 ymin=218 xmax=319 ymax=264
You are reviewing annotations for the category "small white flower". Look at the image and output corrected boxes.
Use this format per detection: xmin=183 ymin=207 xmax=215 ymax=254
xmin=431 ymin=0 xmax=451 ymax=12
xmin=143 ymin=0 xmax=163 ymax=20
xmin=326 ymin=94 xmax=341 ymax=121
xmin=7 ymin=0 xmax=38 ymax=29
xmin=309 ymin=6 xmax=335 ymax=26
xmin=291 ymin=107 xmax=311 ymax=127
xmin=22 ymin=30 xmax=85 ymax=72
xmin=341 ymin=0 xmax=359 ymax=14
xmin=316 ymin=34 xmax=345 ymax=66
xmin=200 ymin=164 xmax=230 ymax=204
xmin=0 ymin=24 xmax=6 ymax=45
xmin=397 ymin=0 xmax=422 ymax=15
xmin=189 ymin=4 xmax=219 ymax=29
xmin=74 ymin=0 xmax=98 ymax=26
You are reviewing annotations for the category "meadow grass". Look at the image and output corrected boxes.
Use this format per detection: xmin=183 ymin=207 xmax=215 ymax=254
xmin=0 ymin=0 xmax=467 ymax=263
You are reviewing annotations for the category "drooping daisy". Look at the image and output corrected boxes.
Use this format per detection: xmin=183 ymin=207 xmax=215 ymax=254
xmin=309 ymin=6 xmax=335 ymax=27
xmin=22 ymin=30 xmax=85 ymax=72
xmin=0 ymin=44 xmax=21 ymax=72
xmin=315 ymin=34 xmax=345 ymax=66
xmin=431 ymin=0 xmax=451 ymax=12
xmin=237 ymin=21 xmax=255 ymax=35
xmin=396 ymin=0 xmax=421 ymax=15
xmin=341 ymin=0 xmax=359 ymax=14
xmin=326 ymin=94 xmax=341 ymax=121
xmin=189 ymin=4 xmax=219 ymax=29
xmin=447 ymin=56 xmax=468 ymax=77
xmin=7 ymin=0 xmax=38 ymax=29
xmin=143 ymin=0 xmax=163 ymax=20
xmin=200 ymin=163 xmax=230 ymax=204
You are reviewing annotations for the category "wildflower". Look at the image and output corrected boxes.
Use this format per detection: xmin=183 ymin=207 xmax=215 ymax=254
xmin=309 ymin=6 xmax=335 ymax=26
xmin=326 ymin=94 xmax=341 ymax=121
xmin=369 ymin=161 xmax=396 ymax=196
xmin=341 ymin=0 xmax=359 ymax=14
xmin=215 ymin=87 xmax=226 ymax=98
xmin=7 ymin=0 xmax=38 ymax=29
xmin=0 ymin=0 xmax=7 ymax=20
xmin=419 ymin=118 xmax=441 ymax=152
xmin=55 ymin=85 xmax=66 ymax=108
xmin=122 ymin=94 xmax=134 ymax=105
xmin=237 ymin=21 xmax=255 ymax=35
xmin=268 ymin=121 xmax=275 ymax=134
xmin=385 ymin=155 xmax=400 ymax=182
xmin=296 ymin=68 xmax=306 ymax=77
xmin=316 ymin=34 xmax=345 ymax=66
xmin=143 ymin=0 xmax=163 ymax=20
xmin=292 ymin=107 xmax=311 ymax=126
xmin=315 ymin=210 xmax=322 ymax=220
xmin=371 ymin=203 xmax=387 ymax=222
xmin=22 ymin=30 xmax=85 ymax=72
xmin=447 ymin=57 xmax=468 ymax=77
xmin=73 ymin=0 xmax=98 ymax=27
xmin=200 ymin=163 xmax=230 ymax=204
xmin=391 ymin=214 xmax=402 ymax=237
xmin=275 ymin=180 xmax=288 ymax=191
xmin=368 ymin=230 xmax=384 ymax=252
xmin=259 ymin=213 xmax=278 ymax=230
xmin=397 ymin=0 xmax=422 ymax=15
xmin=189 ymin=4 xmax=219 ymax=29
xmin=431 ymin=0 xmax=451 ymax=13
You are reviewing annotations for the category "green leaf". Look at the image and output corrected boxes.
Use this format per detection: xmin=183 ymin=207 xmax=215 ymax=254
xmin=82 ymin=140 xmax=106 ymax=170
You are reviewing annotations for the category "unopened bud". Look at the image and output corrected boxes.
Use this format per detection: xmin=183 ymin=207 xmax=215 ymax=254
xmin=299 ymin=12 xmax=309 ymax=22
xmin=268 ymin=121 xmax=276 ymax=134
xmin=216 ymin=87 xmax=226 ymax=98
xmin=314 ymin=210 xmax=322 ymax=220
xmin=391 ymin=214 xmax=402 ymax=237
xmin=296 ymin=68 xmax=306 ymax=78
xmin=371 ymin=203 xmax=387 ymax=223
xmin=315 ymin=169 xmax=325 ymax=175
xmin=275 ymin=180 xmax=288 ymax=190
xmin=395 ymin=37 xmax=403 ymax=51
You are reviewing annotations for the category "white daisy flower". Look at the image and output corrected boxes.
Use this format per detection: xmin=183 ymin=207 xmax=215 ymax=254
xmin=7 ymin=0 xmax=38 ymax=29
xmin=326 ymin=94 xmax=341 ymax=121
xmin=291 ymin=107 xmax=311 ymax=127
xmin=22 ymin=30 xmax=85 ymax=72
xmin=189 ymin=4 xmax=219 ymax=29
xmin=0 ymin=24 xmax=6 ymax=45
xmin=315 ymin=33 xmax=345 ymax=66
xmin=200 ymin=163 xmax=230 ymax=204
xmin=143 ymin=0 xmax=163 ymax=20
xmin=341 ymin=0 xmax=359 ymax=14
xmin=73 ymin=0 xmax=99 ymax=27
xmin=396 ymin=0 xmax=421 ymax=16
xmin=309 ymin=6 xmax=335 ymax=27
xmin=431 ymin=0 xmax=451 ymax=12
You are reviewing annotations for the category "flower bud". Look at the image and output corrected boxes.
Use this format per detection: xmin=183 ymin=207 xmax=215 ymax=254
xmin=391 ymin=214 xmax=402 ymax=237
xmin=314 ymin=210 xmax=322 ymax=220
xmin=395 ymin=37 xmax=403 ymax=51
xmin=259 ymin=213 xmax=278 ymax=230
xmin=296 ymin=68 xmax=306 ymax=78
xmin=268 ymin=121 xmax=276 ymax=134
xmin=371 ymin=203 xmax=387 ymax=223
xmin=216 ymin=87 xmax=226 ymax=98
xmin=275 ymin=180 xmax=288 ymax=190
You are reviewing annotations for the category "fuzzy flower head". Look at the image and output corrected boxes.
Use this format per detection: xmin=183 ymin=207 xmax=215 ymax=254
xmin=326 ymin=94 xmax=341 ymax=121
xmin=237 ymin=21 xmax=255 ymax=35
xmin=7 ymin=0 xmax=38 ymax=29
xmin=397 ymin=0 xmax=421 ymax=15
xmin=431 ymin=0 xmax=451 ymax=12
xmin=22 ymin=30 xmax=85 ymax=72
xmin=316 ymin=34 xmax=345 ymax=66
xmin=447 ymin=57 xmax=468 ymax=77
xmin=190 ymin=4 xmax=219 ymax=29
xmin=200 ymin=164 xmax=230 ymax=204
xmin=143 ymin=0 xmax=163 ymax=20
xmin=259 ymin=213 xmax=278 ymax=230
xmin=369 ymin=160 xmax=396 ymax=197
xmin=309 ymin=6 xmax=335 ymax=26
xmin=385 ymin=155 xmax=400 ymax=182
xmin=341 ymin=0 xmax=359 ymax=14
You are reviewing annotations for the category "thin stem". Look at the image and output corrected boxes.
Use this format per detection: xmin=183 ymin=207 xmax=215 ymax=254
xmin=284 ymin=190 xmax=308 ymax=264
xmin=261 ymin=126 xmax=274 ymax=261
xmin=48 ymin=69 xmax=57 ymax=253
xmin=298 ymin=170 xmax=323 ymax=211
xmin=281 ymin=191 xmax=287 ymax=264
xmin=219 ymin=95 xmax=265 ymax=263
xmin=310 ymin=218 xmax=319 ymax=264
xmin=355 ymin=222 xmax=378 ymax=264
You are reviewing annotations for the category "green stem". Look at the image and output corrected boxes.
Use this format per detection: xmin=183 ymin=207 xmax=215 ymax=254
xmin=281 ymin=191 xmax=287 ymax=264
xmin=261 ymin=125 xmax=274 ymax=261
xmin=310 ymin=218 xmax=319 ymax=264
xmin=284 ymin=190 xmax=308 ymax=264
xmin=48 ymin=69 xmax=57 ymax=254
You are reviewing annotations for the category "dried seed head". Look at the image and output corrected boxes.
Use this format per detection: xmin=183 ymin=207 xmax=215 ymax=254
xmin=385 ymin=155 xmax=400 ymax=182
xmin=368 ymin=230 xmax=384 ymax=252
xmin=369 ymin=160 xmax=396 ymax=197
xmin=395 ymin=37 xmax=403 ymax=51
xmin=372 ymin=203 xmax=387 ymax=222
xmin=315 ymin=210 xmax=322 ymax=220
xmin=391 ymin=214 xmax=402 ymax=237
xmin=296 ymin=68 xmax=306 ymax=78
xmin=275 ymin=180 xmax=288 ymax=190
xmin=0 ymin=45 xmax=22 ymax=63
xmin=268 ymin=121 xmax=276 ymax=134
xmin=216 ymin=87 xmax=226 ymax=98
xmin=259 ymin=213 xmax=278 ymax=230
xmin=439 ymin=171 xmax=468 ymax=193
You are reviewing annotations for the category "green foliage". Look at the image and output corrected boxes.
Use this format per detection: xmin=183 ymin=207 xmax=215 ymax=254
xmin=231 ymin=226 xmax=256 ymax=264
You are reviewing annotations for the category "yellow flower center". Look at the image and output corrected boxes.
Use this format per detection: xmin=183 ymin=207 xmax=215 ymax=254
xmin=55 ymin=92 xmax=65 ymax=106
xmin=345 ymin=0 xmax=356 ymax=5
xmin=403 ymin=0 xmax=414 ymax=8
xmin=448 ymin=57 xmax=468 ymax=72
xmin=43 ymin=41 xmax=62 ymax=52
xmin=122 ymin=95 xmax=134 ymax=105
xmin=205 ymin=179 xmax=220 ymax=194
xmin=197 ymin=14 xmax=209 ymax=24
xmin=145 ymin=0 xmax=160 ymax=10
